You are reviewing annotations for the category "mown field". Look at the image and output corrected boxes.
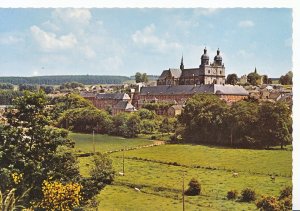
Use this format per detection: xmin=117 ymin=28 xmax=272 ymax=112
xmin=71 ymin=133 xmax=292 ymax=211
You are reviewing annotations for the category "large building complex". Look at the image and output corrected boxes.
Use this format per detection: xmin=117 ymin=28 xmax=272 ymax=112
xmin=157 ymin=48 xmax=226 ymax=86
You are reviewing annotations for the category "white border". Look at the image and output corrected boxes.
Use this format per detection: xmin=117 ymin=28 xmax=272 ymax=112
xmin=0 ymin=0 xmax=299 ymax=209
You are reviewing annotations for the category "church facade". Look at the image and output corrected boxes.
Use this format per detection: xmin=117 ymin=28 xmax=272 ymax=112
xmin=157 ymin=48 xmax=226 ymax=85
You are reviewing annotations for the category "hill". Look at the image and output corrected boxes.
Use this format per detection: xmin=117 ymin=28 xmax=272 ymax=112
xmin=0 ymin=75 xmax=130 ymax=85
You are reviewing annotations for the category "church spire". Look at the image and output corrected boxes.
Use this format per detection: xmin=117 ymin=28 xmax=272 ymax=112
xmin=180 ymin=54 xmax=184 ymax=70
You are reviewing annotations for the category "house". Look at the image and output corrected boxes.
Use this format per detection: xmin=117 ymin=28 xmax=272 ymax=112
xmin=81 ymin=92 xmax=136 ymax=115
xmin=133 ymin=84 xmax=248 ymax=108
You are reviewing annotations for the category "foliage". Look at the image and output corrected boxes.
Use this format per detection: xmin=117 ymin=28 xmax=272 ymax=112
xmin=227 ymin=190 xmax=238 ymax=200
xmin=0 ymin=90 xmax=23 ymax=105
xmin=40 ymin=85 xmax=55 ymax=94
xmin=18 ymin=84 xmax=38 ymax=92
xmin=258 ymin=101 xmax=292 ymax=149
xmin=57 ymin=107 xmax=112 ymax=134
xmin=50 ymin=93 xmax=94 ymax=120
xmin=179 ymin=94 xmax=292 ymax=149
xmin=0 ymin=91 xmax=81 ymax=207
xmin=247 ymin=72 xmax=261 ymax=86
xmin=37 ymin=180 xmax=81 ymax=210
xmin=279 ymin=71 xmax=292 ymax=85
xmin=0 ymin=188 xmax=17 ymax=211
xmin=135 ymin=72 xmax=148 ymax=83
xmin=256 ymin=196 xmax=282 ymax=211
xmin=226 ymin=74 xmax=238 ymax=85
xmin=137 ymin=108 xmax=156 ymax=120
xmin=81 ymin=153 xmax=114 ymax=203
xmin=241 ymin=188 xmax=256 ymax=202
xmin=59 ymin=82 xmax=85 ymax=90
xmin=0 ymin=83 xmax=14 ymax=90
xmin=0 ymin=75 xmax=130 ymax=85
xmin=185 ymin=178 xmax=201 ymax=196
xmin=179 ymin=94 xmax=228 ymax=144
xmin=278 ymin=186 xmax=292 ymax=200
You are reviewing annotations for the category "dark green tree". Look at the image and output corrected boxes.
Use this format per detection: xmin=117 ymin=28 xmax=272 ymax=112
xmin=135 ymin=72 xmax=142 ymax=83
xmin=0 ymin=91 xmax=80 ymax=206
xmin=258 ymin=101 xmax=292 ymax=149
xmin=179 ymin=94 xmax=228 ymax=144
xmin=247 ymin=72 xmax=260 ymax=86
xmin=279 ymin=71 xmax=293 ymax=85
xmin=185 ymin=178 xmax=201 ymax=196
xmin=226 ymin=74 xmax=238 ymax=85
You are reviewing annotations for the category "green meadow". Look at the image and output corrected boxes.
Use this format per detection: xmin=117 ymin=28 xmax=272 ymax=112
xmin=72 ymin=133 xmax=292 ymax=211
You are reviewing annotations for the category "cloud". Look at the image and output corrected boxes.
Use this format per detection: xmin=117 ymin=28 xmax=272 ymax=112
xmin=238 ymin=20 xmax=255 ymax=28
xmin=52 ymin=9 xmax=91 ymax=26
xmin=0 ymin=35 xmax=23 ymax=45
xmin=132 ymin=24 xmax=181 ymax=53
xmin=30 ymin=25 xmax=77 ymax=51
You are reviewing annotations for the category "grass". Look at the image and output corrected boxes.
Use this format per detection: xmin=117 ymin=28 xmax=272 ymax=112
xmin=72 ymin=133 xmax=292 ymax=210
xmin=69 ymin=132 xmax=153 ymax=154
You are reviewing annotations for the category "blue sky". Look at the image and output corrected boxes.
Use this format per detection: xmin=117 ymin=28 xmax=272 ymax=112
xmin=0 ymin=8 xmax=292 ymax=78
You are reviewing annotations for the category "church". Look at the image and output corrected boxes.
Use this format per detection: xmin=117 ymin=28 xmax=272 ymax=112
xmin=157 ymin=48 xmax=226 ymax=85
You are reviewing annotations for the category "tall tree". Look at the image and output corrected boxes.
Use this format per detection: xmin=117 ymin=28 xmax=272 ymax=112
xmin=279 ymin=71 xmax=293 ymax=85
xmin=135 ymin=72 xmax=142 ymax=83
xmin=258 ymin=101 xmax=292 ymax=149
xmin=247 ymin=72 xmax=260 ymax=86
xmin=0 ymin=91 xmax=80 ymax=206
xmin=226 ymin=74 xmax=238 ymax=85
xmin=141 ymin=73 xmax=149 ymax=83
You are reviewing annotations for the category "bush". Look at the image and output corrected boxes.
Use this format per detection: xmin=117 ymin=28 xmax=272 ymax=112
xmin=185 ymin=178 xmax=201 ymax=196
xmin=256 ymin=196 xmax=282 ymax=211
xmin=227 ymin=190 xmax=238 ymax=200
xmin=279 ymin=186 xmax=292 ymax=200
xmin=150 ymin=135 xmax=157 ymax=140
xmin=281 ymin=195 xmax=292 ymax=210
xmin=241 ymin=188 xmax=256 ymax=202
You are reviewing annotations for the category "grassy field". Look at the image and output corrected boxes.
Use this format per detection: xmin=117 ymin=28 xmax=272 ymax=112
xmin=69 ymin=132 xmax=153 ymax=154
xmin=72 ymin=133 xmax=292 ymax=210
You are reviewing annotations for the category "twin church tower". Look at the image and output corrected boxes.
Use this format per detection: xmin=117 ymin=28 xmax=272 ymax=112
xmin=157 ymin=48 xmax=226 ymax=86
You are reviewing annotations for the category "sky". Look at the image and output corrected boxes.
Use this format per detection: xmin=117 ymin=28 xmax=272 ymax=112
xmin=0 ymin=8 xmax=292 ymax=78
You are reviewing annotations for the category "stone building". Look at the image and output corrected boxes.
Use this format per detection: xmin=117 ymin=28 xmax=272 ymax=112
xmin=157 ymin=48 xmax=226 ymax=86
xmin=133 ymin=84 xmax=248 ymax=108
xmin=80 ymin=92 xmax=136 ymax=115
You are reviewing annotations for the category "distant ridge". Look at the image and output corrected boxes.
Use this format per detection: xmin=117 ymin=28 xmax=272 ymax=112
xmin=0 ymin=75 xmax=130 ymax=85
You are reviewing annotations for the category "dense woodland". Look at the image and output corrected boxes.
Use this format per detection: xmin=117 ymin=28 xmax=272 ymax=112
xmin=0 ymin=75 xmax=130 ymax=85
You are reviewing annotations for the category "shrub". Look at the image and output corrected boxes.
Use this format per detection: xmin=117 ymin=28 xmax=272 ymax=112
xmin=241 ymin=188 xmax=256 ymax=202
xmin=279 ymin=186 xmax=292 ymax=200
xmin=281 ymin=195 xmax=292 ymax=210
xmin=256 ymin=195 xmax=281 ymax=211
xmin=185 ymin=178 xmax=201 ymax=196
xmin=227 ymin=190 xmax=238 ymax=200
xmin=150 ymin=135 xmax=157 ymax=140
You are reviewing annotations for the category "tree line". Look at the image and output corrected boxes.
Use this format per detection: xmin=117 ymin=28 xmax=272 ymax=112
xmin=0 ymin=75 xmax=130 ymax=85
xmin=178 ymin=94 xmax=292 ymax=149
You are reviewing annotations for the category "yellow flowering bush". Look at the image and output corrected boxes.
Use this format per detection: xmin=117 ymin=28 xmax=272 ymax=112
xmin=38 ymin=180 xmax=82 ymax=211
xmin=11 ymin=172 xmax=23 ymax=184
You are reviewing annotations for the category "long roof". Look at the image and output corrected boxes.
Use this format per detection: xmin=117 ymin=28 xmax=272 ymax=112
xmin=96 ymin=93 xmax=130 ymax=100
xmin=140 ymin=84 xmax=248 ymax=96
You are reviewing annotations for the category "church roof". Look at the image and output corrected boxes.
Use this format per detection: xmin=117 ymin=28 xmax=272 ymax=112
xmin=140 ymin=84 xmax=248 ymax=96
xmin=181 ymin=68 xmax=200 ymax=77
xmin=158 ymin=68 xmax=182 ymax=80
xmin=96 ymin=93 xmax=130 ymax=100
